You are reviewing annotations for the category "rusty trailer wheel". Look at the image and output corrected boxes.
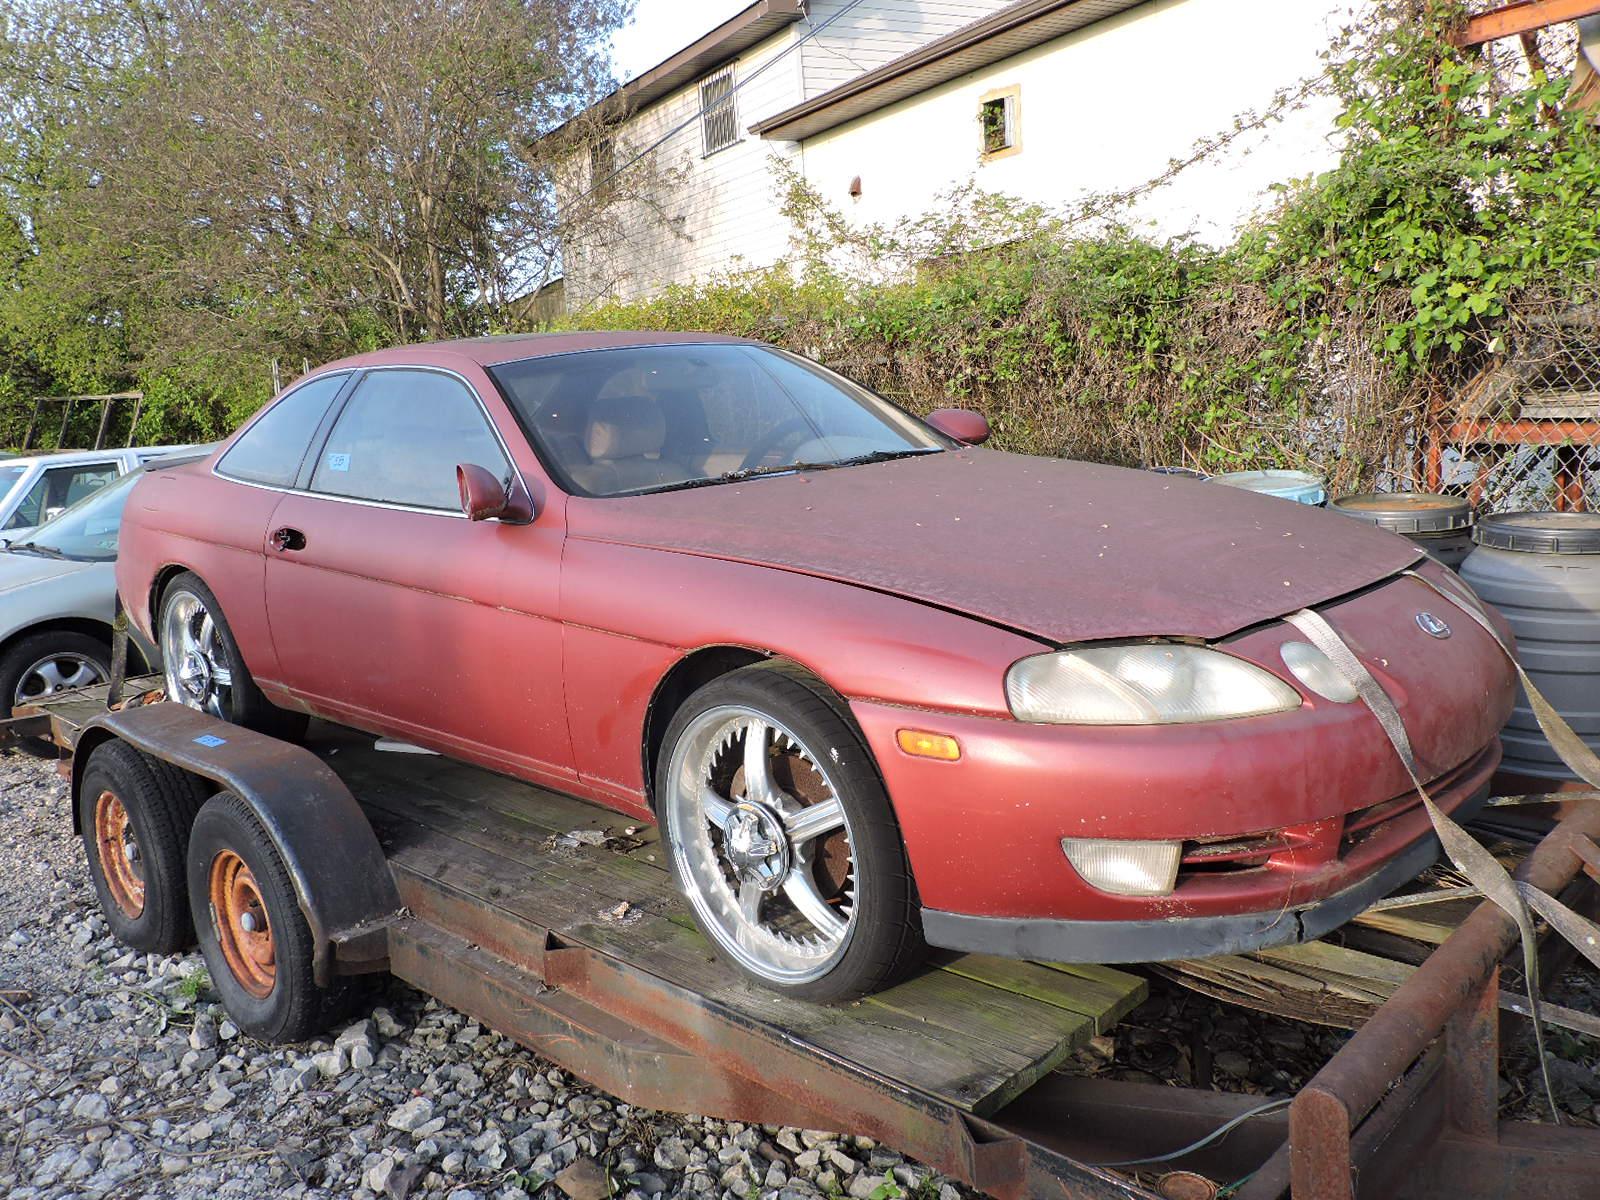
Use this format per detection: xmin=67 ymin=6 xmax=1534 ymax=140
xmin=79 ymin=739 xmax=207 ymax=954
xmin=207 ymin=850 xmax=276 ymax=999
xmin=188 ymin=791 xmax=352 ymax=1043
xmin=94 ymin=789 xmax=146 ymax=919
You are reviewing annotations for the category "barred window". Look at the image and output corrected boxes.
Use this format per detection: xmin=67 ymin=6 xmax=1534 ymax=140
xmin=699 ymin=66 xmax=738 ymax=156
xmin=589 ymin=137 xmax=614 ymax=195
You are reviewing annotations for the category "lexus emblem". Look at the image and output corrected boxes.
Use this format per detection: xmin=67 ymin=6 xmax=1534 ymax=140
xmin=1416 ymin=612 xmax=1451 ymax=639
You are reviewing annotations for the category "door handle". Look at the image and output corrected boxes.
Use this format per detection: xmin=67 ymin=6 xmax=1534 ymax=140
xmin=270 ymin=526 xmax=307 ymax=553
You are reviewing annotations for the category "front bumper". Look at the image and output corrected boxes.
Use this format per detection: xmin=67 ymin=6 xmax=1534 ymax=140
xmin=920 ymin=780 xmax=1487 ymax=961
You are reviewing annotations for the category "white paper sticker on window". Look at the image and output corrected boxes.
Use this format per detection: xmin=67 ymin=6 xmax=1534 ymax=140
xmin=327 ymin=452 xmax=351 ymax=472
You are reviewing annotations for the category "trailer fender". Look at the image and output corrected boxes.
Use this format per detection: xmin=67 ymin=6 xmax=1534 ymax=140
xmin=73 ymin=704 xmax=399 ymax=985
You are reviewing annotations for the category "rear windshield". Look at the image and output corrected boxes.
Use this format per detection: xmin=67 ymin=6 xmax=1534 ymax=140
xmin=489 ymin=343 xmax=942 ymax=497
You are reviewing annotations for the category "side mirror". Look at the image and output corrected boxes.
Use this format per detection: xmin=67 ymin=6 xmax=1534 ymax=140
xmin=925 ymin=408 xmax=991 ymax=445
xmin=457 ymin=463 xmax=534 ymax=523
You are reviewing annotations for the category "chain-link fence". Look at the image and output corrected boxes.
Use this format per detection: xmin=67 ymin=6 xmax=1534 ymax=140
xmin=1420 ymin=280 xmax=1600 ymax=513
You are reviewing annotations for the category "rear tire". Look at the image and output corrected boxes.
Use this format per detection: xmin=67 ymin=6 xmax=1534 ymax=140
xmin=80 ymin=739 xmax=209 ymax=954
xmin=657 ymin=664 xmax=926 ymax=1002
xmin=158 ymin=572 xmax=308 ymax=740
xmin=187 ymin=791 xmax=351 ymax=1043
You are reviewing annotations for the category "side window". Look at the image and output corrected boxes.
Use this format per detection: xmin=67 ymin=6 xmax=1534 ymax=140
xmin=309 ymin=370 xmax=508 ymax=511
xmin=217 ymin=373 xmax=348 ymax=487
xmin=4 ymin=462 xmax=120 ymax=530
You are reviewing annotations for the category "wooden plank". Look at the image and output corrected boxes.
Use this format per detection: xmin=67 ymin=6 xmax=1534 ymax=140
xmin=865 ymin=970 xmax=1092 ymax=1111
xmin=380 ymin=824 xmax=1041 ymax=1115
xmin=1256 ymin=942 xmax=1415 ymax=989
xmin=1350 ymin=908 xmax=1459 ymax=945
xmin=935 ymin=953 xmax=1146 ymax=1034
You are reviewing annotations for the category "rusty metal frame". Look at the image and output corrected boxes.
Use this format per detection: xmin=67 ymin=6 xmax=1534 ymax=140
xmin=26 ymin=693 xmax=1600 ymax=1199
xmin=1451 ymin=1 xmax=1600 ymax=47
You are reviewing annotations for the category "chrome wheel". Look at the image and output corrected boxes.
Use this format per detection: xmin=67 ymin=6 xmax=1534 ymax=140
xmin=14 ymin=652 xmax=105 ymax=706
xmin=664 ymin=704 xmax=858 ymax=985
xmin=161 ymin=590 xmax=233 ymax=718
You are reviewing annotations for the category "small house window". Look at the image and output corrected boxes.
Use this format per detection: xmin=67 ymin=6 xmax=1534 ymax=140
xmin=700 ymin=66 xmax=738 ymax=156
xmin=589 ymin=137 xmax=614 ymax=194
xmin=979 ymin=87 xmax=1020 ymax=159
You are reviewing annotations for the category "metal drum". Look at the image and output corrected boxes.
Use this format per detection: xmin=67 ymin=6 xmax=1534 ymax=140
xmin=1460 ymin=512 xmax=1600 ymax=782
xmin=1330 ymin=492 xmax=1474 ymax=570
xmin=1211 ymin=469 xmax=1326 ymax=506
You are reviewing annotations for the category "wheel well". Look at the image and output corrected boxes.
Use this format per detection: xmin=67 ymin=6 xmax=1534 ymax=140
xmin=641 ymin=648 xmax=865 ymax=812
xmin=150 ymin=564 xmax=191 ymax=622
xmin=642 ymin=646 xmax=771 ymax=809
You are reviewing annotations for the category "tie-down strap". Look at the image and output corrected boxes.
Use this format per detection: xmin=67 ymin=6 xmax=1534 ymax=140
xmin=1285 ymin=569 xmax=1600 ymax=1119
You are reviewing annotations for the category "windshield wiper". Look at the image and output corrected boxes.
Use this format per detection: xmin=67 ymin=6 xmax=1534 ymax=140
xmin=643 ymin=448 xmax=942 ymax=496
xmin=7 ymin=540 xmax=65 ymax=559
xmin=820 ymin=447 xmax=943 ymax=469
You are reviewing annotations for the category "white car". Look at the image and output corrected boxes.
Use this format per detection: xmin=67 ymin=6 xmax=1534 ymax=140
xmin=0 ymin=448 xmax=211 ymax=718
xmin=0 ymin=445 xmax=195 ymax=543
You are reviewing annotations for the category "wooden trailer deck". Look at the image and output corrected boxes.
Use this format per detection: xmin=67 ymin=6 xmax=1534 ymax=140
xmin=330 ymin=724 xmax=1145 ymax=1118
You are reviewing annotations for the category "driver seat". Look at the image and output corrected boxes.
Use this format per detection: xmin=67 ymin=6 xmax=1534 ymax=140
xmin=576 ymin=395 xmax=691 ymax=494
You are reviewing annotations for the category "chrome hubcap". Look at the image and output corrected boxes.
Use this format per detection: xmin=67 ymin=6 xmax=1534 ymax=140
xmin=161 ymin=591 xmax=233 ymax=718
xmin=724 ymin=800 xmax=791 ymax=891
xmin=665 ymin=705 xmax=857 ymax=985
xmin=15 ymin=653 xmax=105 ymax=706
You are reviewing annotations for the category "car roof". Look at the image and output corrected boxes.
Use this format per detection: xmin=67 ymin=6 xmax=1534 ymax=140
xmin=0 ymin=445 xmax=193 ymax=468
xmin=314 ymin=331 xmax=759 ymax=375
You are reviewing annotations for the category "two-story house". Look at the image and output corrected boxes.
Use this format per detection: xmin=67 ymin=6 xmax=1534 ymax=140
xmin=552 ymin=0 xmax=1355 ymax=308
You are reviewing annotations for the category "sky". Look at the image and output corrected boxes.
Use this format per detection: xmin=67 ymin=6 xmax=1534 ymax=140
xmin=610 ymin=0 xmax=752 ymax=83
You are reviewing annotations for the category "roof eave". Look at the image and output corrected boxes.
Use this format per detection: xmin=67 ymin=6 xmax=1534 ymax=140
xmin=542 ymin=0 xmax=805 ymax=147
xmin=751 ymin=0 xmax=1147 ymax=143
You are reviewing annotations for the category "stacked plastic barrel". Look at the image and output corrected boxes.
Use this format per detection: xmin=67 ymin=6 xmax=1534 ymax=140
xmin=1459 ymin=513 xmax=1600 ymax=784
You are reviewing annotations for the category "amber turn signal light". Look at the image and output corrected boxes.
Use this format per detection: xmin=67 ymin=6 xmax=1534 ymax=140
xmin=896 ymin=729 xmax=962 ymax=761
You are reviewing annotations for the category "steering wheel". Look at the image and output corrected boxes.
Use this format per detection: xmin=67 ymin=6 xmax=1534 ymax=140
xmin=740 ymin=417 xmax=814 ymax=471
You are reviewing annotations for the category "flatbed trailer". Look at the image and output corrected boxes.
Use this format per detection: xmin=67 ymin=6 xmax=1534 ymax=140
xmin=13 ymin=679 xmax=1600 ymax=1200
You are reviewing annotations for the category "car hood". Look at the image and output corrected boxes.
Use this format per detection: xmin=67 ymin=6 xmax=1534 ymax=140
xmin=565 ymin=449 xmax=1424 ymax=645
xmin=0 ymin=552 xmax=95 ymax=594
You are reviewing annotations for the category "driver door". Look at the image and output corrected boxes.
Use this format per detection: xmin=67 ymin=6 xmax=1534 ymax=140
xmin=263 ymin=367 xmax=572 ymax=782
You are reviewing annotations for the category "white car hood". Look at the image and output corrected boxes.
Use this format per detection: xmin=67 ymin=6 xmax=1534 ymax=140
xmin=0 ymin=553 xmax=95 ymax=594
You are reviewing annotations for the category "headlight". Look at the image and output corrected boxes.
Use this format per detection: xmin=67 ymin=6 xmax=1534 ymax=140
xmin=1006 ymin=644 xmax=1301 ymax=725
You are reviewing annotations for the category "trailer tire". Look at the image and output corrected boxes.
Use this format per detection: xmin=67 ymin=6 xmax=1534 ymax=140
xmin=188 ymin=791 xmax=351 ymax=1043
xmin=79 ymin=739 xmax=208 ymax=954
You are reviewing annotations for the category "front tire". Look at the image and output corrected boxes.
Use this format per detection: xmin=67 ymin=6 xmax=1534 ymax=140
xmin=158 ymin=572 xmax=307 ymax=739
xmin=187 ymin=791 xmax=351 ymax=1042
xmin=657 ymin=664 xmax=925 ymax=1002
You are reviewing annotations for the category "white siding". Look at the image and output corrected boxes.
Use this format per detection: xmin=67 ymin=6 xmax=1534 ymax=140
xmin=563 ymin=0 xmax=1361 ymax=304
xmin=798 ymin=0 xmax=1016 ymax=97
xmin=798 ymin=0 xmax=1362 ymax=245
xmin=564 ymin=24 xmax=808 ymax=308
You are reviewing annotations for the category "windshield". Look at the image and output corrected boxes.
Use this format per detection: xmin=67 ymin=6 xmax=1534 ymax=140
xmin=489 ymin=343 xmax=946 ymax=497
xmin=5 ymin=467 xmax=140 ymax=561
xmin=0 ymin=464 xmax=27 ymax=499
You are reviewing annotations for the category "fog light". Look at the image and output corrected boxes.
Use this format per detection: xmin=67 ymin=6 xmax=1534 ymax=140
xmin=896 ymin=729 xmax=961 ymax=761
xmin=1280 ymin=641 xmax=1358 ymax=703
xmin=1061 ymin=838 xmax=1182 ymax=896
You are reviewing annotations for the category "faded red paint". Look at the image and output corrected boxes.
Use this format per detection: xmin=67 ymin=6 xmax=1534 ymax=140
xmin=116 ymin=334 xmax=1517 ymax=934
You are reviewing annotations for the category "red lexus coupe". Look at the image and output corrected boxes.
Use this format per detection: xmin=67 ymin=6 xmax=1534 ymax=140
xmin=116 ymin=332 xmax=1516 ymax=1000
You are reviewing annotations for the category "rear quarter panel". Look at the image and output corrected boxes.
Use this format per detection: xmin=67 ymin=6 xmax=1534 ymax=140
xmin=118 ymin=464 xmax=285 ymax=679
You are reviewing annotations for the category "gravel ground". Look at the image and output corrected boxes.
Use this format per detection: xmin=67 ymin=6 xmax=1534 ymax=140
xmin=0 ymin=750 xmax=966 ymax=1200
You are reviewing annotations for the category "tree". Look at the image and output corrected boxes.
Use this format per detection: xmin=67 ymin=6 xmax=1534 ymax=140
xmin=0 ymin=0 xmax=633 ymax=437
